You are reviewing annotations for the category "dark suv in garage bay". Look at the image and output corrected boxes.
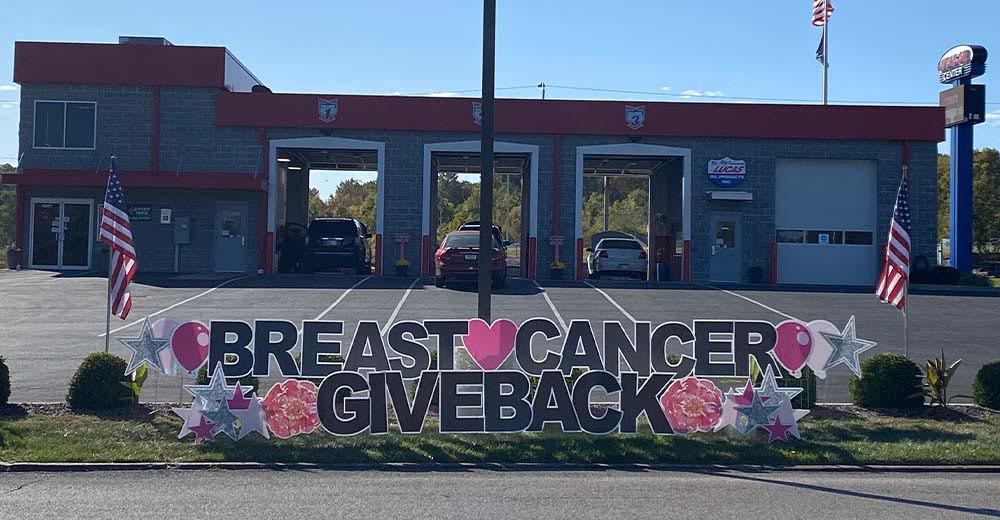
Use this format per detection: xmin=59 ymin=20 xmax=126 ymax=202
xmin=303 ymin=218 xmax=371 ymax=274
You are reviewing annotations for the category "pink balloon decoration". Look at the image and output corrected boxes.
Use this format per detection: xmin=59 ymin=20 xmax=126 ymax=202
xmin=171 ymin=321 xmax=210 ymax=374
xmin=773 ymin=320 xmax=813 ymax=376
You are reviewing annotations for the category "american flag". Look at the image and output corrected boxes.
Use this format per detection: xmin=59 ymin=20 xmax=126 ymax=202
xmin=876 ymin=170 xmax=911 ymax=311
xmin=812 ymin=0 xmax=834 ymax=26
xmin=99 ymin=160 xmax=137 ymax=319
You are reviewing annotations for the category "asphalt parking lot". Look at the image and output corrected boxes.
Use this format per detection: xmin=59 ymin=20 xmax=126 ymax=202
xmin=2 ymin=269 xmax=998 ymax=404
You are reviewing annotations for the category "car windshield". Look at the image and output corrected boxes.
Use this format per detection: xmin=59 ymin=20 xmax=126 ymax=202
xmin=309 ymin=220 xmax=356 ymax=238
xmin=599 ymin=239 xmax=641 ymax=250
xmin=444 ymin=234 xmax=498 ymax=249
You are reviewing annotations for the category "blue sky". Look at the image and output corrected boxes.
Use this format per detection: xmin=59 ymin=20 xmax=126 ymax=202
xmin=2 ymin=0 xmax=999 ymax=187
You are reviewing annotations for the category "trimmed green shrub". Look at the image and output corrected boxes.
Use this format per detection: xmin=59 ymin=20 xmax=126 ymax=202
xmin=0 ymin=356 xmax=10 ymax=407
xmin=777 ymin=364 xmax=818 ymax=409
xmin=849 ymin=353 xmax=924 ymax=409
xmin=972 ymin=361 xmax=1000 ymax=410
xmin=66 ymin=353 xmax=133 ymax=410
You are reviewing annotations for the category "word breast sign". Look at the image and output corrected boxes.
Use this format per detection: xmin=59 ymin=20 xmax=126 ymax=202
xmin=119 ymin=313 xmax=878 ymax=445
xmin=707 ymin=158 xmax=747 ymax=187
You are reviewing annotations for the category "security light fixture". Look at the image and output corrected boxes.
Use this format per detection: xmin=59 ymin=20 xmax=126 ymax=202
xmin=277 ymin=157 xmax=291 ymax=163
xmin=288 ymin=166 xmax=302 ymax=171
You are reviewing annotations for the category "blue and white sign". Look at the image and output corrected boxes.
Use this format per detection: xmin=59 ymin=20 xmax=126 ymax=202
xmin=317 ymin=98 xmax=338 ymax=123
xmin=625 ymin=105 xmax=646 ymax=130
xmin=707 ymin=158 xmax=747 ymax=187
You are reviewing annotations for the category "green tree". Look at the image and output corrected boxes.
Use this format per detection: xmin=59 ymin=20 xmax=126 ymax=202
xmin=0 ymin=163 xmax=15 ymax=250
xmin=938 ymin=149 xmax=1000 ymax=254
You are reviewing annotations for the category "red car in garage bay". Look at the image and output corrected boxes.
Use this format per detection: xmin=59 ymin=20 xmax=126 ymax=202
xmin=434 ymin=230 xmax=507 ymax=289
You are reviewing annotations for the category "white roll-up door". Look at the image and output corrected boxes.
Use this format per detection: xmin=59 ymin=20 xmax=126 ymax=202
xmin=775 ymin=159 xmax=877 ymax=286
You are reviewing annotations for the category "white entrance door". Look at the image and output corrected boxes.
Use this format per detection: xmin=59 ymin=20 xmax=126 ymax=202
xmin=709 ymin=214 xmax=741 ymax=282
xmin=29 ymin=198 xmax=94 ymax=270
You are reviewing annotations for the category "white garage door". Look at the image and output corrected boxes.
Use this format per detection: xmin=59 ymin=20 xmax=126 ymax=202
xmin=776 ymin=159 xmax=877 ymax=286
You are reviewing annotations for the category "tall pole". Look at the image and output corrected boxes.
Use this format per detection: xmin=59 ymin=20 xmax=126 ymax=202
xmin=603 ymin=176 xmax=609 ymax=231
xmin=822 ymin=3 xmax=829 ymax=105
xmin=478 ymin=0 xmax=496 ymax=321
xmin=105 ymin=250 xmax=113 ymax=353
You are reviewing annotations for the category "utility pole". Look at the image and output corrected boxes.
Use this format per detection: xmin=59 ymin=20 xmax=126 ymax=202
xmin=478 ymin=0 xmax=496 ymax=321
xmin=603 ymin=176 xmax=609 ymax=231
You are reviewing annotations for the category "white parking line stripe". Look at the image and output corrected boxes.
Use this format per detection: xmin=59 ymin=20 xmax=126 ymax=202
xmin=584 ymin=281 xmax=636 ymax=324
xmin=98 ymin=274 xmax=258 ymax=337
xmin=700 ymin=283 xmax=799 ymax=321
xmin=381 ymin=277 xmax=421 ymax=336
xmin=309 ymin=276 xmax=372 ymax=321
xmin=532 ymin=280 xmax=569 ymax=332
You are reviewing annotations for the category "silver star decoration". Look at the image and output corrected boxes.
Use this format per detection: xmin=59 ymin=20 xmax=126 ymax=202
xmin=172 ymin=399 xmax=206 ymax=439
xmin=233 ymin=394 xmax=269 ymax=440
xmin=820 ymin=315 xmax=878 ymax=377
xmin=758 ymin=365 xmax=803 ymax=407
xmin=184 ymin=362 xmax=237 ymax=412
xmin=118 ymin=317 xmax=170 ymax=375
xmin=202 ymin=400 xmax=240 ymax=440
xmin=735 ymin=391 xmax=781 ymax=431
xmin=714 ymin=386 xmax=751 ymax=434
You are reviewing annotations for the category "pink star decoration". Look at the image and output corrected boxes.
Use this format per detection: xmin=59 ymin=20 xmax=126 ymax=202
xmin=764 ymin=415 xmax=792 ymax=443
xmin=191 ymin=417 xmax=217 ymax=444
xmin=228 ymin=382 xmax=252 ymax=410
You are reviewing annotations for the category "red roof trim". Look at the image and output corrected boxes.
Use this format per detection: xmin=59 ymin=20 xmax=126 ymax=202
xmin=2 ymin=169 xmax=265 ymax=191
xmin=14 ymin=42 xmax=227 ymax=88
xmin=216 ymin=92 xmax=944 ymax=142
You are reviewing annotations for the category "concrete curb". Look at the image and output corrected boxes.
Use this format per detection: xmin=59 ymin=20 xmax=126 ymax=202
xmin=3 ymin=461 xmax=1000 ymax=473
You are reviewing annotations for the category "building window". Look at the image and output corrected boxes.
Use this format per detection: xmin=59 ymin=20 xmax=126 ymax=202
xmin=776 ymin=230 xmax=805 ymax=243
xmin=844 ymin=231 xmax=874 ymax=245
xmin=805 ymin=230 xmax=843 ymax=244
xmin=33 ymin=101 xmax=96 ymax=149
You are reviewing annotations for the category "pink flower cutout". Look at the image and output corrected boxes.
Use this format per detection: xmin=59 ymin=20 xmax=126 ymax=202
xmin=659 ymin=377 xmax=723 ymax=434
xmin=261 ymin=379 xmax=320 ymax=439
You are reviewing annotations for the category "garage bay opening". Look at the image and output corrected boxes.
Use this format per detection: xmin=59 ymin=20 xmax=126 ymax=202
xmin=275 ymin=147 xmax=379 ymax=275
xmin=428 ymin=152 xmax=531 ymax=282
xmin=582 ymin=155 xmax=683 ymax=281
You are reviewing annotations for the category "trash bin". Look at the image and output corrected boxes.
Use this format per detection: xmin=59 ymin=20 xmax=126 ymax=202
xmin=6 ymin=248 xmax=20 ymax=270
xmin=655 ymin=262 xmax=669 ymax=282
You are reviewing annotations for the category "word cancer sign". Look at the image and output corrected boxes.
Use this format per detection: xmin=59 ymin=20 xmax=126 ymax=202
xmin=118 ymin=315 xmax=877 ymax=445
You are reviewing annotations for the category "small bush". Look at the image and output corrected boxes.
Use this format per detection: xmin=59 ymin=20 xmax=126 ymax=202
xmin=777 ymin=364 xmax=818 ymax=409
xmin=972 ymin=361 xmax=1000 ymax=410
xmin=849 ymin=353 xmax=924 ymax=409
xmin=0 ymin=356 xmax=10 ymax=406
xmin=66 ymin=353 xmax=133 ymax=410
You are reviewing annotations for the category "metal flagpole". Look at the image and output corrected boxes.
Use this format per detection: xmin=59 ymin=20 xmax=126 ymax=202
xmin=105 ymin=250 xmax=113 ymax=353
xmin=822 ymin=1 xmax=829 ymax=105
xmin=903 ymin=281 xmax=909 ymax=357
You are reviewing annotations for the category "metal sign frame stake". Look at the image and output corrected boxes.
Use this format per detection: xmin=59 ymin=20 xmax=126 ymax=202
xmin=478 ymin=0 xmax=496 ymax=321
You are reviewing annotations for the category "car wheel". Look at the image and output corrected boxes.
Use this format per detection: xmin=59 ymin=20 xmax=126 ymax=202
xmin=434 ymin=276 xmax=446 ymax=288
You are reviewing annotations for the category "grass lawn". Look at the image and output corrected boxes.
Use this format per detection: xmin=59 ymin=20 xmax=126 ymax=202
xmin=1 ymin=406 xmax=998 ymax=465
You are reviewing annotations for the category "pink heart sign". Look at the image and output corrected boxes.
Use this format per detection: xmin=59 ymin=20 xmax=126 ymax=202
xmin=461 ymin=319 xmax=518 ymax=371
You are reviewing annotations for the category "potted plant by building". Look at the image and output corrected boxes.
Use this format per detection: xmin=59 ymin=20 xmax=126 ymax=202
xmin=395 ymin=258 xmax=410 ymax=276
xmin=549 ymin=260 xmax=566 ymax=280
xmin=5 ymin=244 xmax=21 ymax=270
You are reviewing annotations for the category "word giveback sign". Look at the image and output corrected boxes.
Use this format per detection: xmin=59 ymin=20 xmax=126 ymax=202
xmin=127 ymin=315 xmax=875 ymax=444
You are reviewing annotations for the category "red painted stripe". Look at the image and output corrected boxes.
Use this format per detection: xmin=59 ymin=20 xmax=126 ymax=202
xmin=7 ymin=169 xmax=266 ymax=190
xmin=421 ymin=235 xmax=431 ymax=277
xmin=216 ymin=92 xmax=944 ymax=142
xmin=528 ymin=236 xmax=537 ymax=280
xmin=14 ymin=185 xmax=24 ymax=250
xmin=770 ymin=241 xmax=778 ymax=285
xmin=255 ymin=129 xmax=269 ymax=273
xmin=682 ymin=240 xmax=691 ymax=282
xmin=14 ymin=42 xmax=226 ymax=88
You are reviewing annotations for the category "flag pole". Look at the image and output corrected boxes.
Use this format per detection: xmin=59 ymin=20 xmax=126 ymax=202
xmin=822 ymin=2 xmax=829 ymax=105
xmin=103 ymin=156 xmax=116 ymax=353
xmin=902 ymin=163 xmax=910 ymax=358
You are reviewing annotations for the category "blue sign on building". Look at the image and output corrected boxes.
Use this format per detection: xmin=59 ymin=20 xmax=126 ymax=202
xmin=707 ymin=158 xmax=747 ymax=187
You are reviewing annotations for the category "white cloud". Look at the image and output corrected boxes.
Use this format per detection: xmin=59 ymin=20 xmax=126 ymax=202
xmin=428 ymin=91 xmax=458 ymax=97
xmin=680 ymin=89 xmax=725 ymax=98
xmin=0 ymin=104 xmax=11 ymax=109
xmin=660 ymin=86 xmax=671 ymax=91
xmin=985 ymin=110 xmax=1000 ymax=126
xmin=0 ymin=85 xmax=16 ymax=91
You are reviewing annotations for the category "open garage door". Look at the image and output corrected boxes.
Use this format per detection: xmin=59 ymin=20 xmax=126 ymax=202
xmin=776 ymin=159 xmax=877 ymax=286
